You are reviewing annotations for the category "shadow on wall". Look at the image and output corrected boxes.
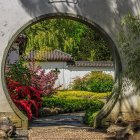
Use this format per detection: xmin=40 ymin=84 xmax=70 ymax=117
xmin=18 ymin=0 xmax=137 ymax=36
xmin=18 ymin=0 xmax=54 ymax=16
xmin=117 ymin=77 xmax=140 ymax=122
xmin=17 ymin=0 xmax=140 ymax=126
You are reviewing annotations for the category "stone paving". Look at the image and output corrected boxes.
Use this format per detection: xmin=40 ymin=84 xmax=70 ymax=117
xmin=28 ymin=126 xmax=114 ymax=140
xmin=29 ymin=112 xmax=86 ymax=127
xmin=28 ymin=113 xmax=114 ymax=140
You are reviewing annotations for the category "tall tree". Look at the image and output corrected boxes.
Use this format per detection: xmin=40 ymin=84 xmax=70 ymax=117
xmin=23 ymin=18 xmax=112 ymax=61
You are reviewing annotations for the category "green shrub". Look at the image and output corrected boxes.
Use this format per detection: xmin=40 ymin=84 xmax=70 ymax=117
xmin=84 ymin=107 xmax=100 ymax=126
xmin=71 ymin=77 xmax=88 ymax=91
xmin=54 ymin=90 xmax=111 ymax=100
xmin=42 ymin=97 xmax=104 ymax=113
xmin=5 ymin=59 xmax=31 ymax=86
xmin=42 ymin=90 xmax=108 ymax=117
xmin=71 ymin=72 xmax=114 ymax=92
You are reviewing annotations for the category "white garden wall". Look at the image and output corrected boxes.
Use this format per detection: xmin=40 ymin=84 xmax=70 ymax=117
xmin=39 ymin=62 xmax=114 ymax=89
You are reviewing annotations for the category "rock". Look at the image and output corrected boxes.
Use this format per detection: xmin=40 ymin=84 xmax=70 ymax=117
xmin=55 ymin=108 xmax=64 ymax=114
xmin=43 ymin=107 xmax=64 ymax=116
xmin=0 ymin=117 xmax=16 ymax=138
xmin=107 ymin=124 xmax=125 ymax=135
xmin=51 ymin=109 xmax=58 ymax=115
xmin=107 ymin=124 xmax=140 ymax=139
xmin=43 ymin=108 xmax=52 ymax=116
xmin=0 ymin=130 xmax=7 ymax=139
xmin=115 ymin=126 xmax=134 ymax=139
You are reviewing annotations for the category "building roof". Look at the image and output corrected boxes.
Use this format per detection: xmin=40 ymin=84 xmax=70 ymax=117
xmin=68 ymin=61 xmax=114 ymax=67
xmin=25 ymin=49 xmax=113 ymax=68
xmin=25 ymin=49 xmax=73 ymax=62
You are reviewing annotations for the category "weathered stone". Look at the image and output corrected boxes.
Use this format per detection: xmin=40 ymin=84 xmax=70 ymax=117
xmin=107 ymin=123 xmax=140 ymax=140
xmin=55 ymin=107 xmax=64 ymax=114
xmin=107 ymin=124 xmax=125 ymax=135
xmin=115 ymin=124 xmax=134 ymax=139
xmin=0 ymin=117 xmax=16 ymax=139
xmin=42 ymin=107 xmax=64 ymax=116
xmin=0 ymin=130 xmax=7 ymax=139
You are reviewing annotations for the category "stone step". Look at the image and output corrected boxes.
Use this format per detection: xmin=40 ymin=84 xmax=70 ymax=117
xmin=30 ymin=112 xmax=85 ymax=128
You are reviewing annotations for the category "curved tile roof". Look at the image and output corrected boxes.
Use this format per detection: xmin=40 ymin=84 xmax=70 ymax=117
xmin=25 ymin=49 xmax=73 ymax=62
xmin=68 ymin=61 xmax=114 ymax=67
xmin=24 ymin=49 xmax=113 ymax=68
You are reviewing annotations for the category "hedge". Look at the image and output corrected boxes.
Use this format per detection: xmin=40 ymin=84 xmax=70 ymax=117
xmin=42 ymin=97 xmax=104 ymax=113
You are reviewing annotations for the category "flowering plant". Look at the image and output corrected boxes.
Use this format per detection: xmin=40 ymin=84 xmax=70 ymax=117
xmin=7 ymin=78 xmax=42 ymax=120
xmin=5 ymin=59 xmax=59 ymax=119
xmin=28 ymin=60 xmax=60 ymax=96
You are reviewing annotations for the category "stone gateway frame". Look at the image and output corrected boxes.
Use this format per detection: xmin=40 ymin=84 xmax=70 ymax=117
xmin=0 ymin=0 xmax=140 ymax=130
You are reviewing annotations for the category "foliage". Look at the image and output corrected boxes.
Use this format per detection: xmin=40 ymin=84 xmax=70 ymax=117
xmin=7 ymin=78 xmax=42 ymax=120
xmin=23 ymin=18 xmax=112 ymax=61
xmin=71 ymin=72 xmax=114 ymax=92
xmin=5 ymin=59 xmax=31 ymax=86
xmin=28 ymin=61 xmax=60 ymax=96
xmin=42 ymin=90 xmax=107 ymax=116
xmin=71 ymin=77 xmax=88 ymax=91
xmin=53 ymin=90 xmax=111 ymax=100
xmin=6 ymin=60 xmax=59 ymax=96
xmin=118 ymin=13 xmax=140 ymax=85
xmin=84 ymin=108 xmax=100 ymax=126
xmin=42 ymin=97 xmax=104 ymax=113
xmin=5 ymin=60 xmax=59 ymax=119
xmin=78 ymin=29 xmax=112 ymax=61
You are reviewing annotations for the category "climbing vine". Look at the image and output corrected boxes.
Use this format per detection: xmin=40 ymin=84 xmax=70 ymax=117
xmin=118 ymin=13 xmax=140 ymax=87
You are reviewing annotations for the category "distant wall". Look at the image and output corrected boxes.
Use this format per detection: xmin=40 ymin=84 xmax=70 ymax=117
xmin=39 ymin=62 xmax=114 ymax=89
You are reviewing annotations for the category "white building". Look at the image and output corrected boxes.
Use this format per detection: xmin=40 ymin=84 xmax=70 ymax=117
xmin=25 ymin=49 xmax=114 ymax=89
xmin=7 ymin=48 xmax=114 ymax=89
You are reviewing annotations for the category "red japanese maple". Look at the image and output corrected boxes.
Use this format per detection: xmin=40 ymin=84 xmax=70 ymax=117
xmin=5 ymin=60 xmax=59 ymax=120
xmin=7 ymin=78 xmax=42 ymax=120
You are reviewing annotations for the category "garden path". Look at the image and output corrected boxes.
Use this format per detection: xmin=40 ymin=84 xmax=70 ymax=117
xmin=30 ymin=112 xmax=86 ymax=127
xmin=28 ymin=112 xmax=114 ymax=140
